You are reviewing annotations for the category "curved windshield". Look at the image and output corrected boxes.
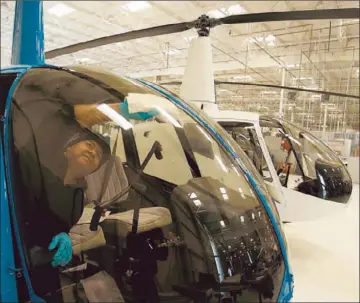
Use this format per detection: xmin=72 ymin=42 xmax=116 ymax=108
xmin=151 ymin=88 xmax=269 ymax=196
xmin=149 ymin=85 xmax=282 ymax=225
xmin=10 ymin=66 xmax=285 ymax=302
xmin=260 ymin=116 xmax=352 ymax=203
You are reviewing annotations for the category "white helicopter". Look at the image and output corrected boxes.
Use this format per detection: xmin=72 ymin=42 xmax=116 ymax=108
xmin=173 ymin=35 xmax=355 ymax=222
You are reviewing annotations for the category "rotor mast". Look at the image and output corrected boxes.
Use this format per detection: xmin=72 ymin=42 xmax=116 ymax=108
xmin=180 ymin=15 xmax=219 ymax=114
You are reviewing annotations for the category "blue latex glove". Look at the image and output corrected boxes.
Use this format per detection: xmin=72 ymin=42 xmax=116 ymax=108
xmin=48 ymin=232 xmax=72 ymax=267
xmin=120 ymin=100 xmax=159 ymax=121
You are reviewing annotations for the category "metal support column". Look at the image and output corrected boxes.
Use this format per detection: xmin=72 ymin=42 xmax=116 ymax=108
xmin=279 ymin=67 xmax=286 ymax=118
xmin=322 ymin=104 xmax=328 ymax=139
xmin=301 ymin=98 xmax=305 ymax=127
xmin=342 ymin=47 xmax=355 ymax=132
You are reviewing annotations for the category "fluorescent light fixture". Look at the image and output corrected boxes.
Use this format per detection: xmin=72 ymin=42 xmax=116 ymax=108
xmin=233 ymin=75 xmax=253 ymax=81
xmin=218 ymin=88 xmax=229 ymax=92
xmin=208 ymin=5 xmax=246 ymax=19
xmin=190 ymin=192 xmax=197 ymax=199
xmin=320 ymin=103 xmax=336 ymax=107
xmin=240 ymin=216 xmax=244 ymax=223
xmin=48 ymin=3 xmax=75 ymax=17
xmin=262 ymin=91 xmax=277 ymax=95
xmin=220 ymin=220 xmax=226 ymax=227
xmin=121 ymin=1 xmax=150 ymax=12
xmin=265 ymin=34 xmax=276 ymax=45
xmin=301 ymin=85 xmax=318 ymax=90
xmin=97 ymin=104 xmax=133 ymax=130
xmin=78 ymin=58 xmax=96 ymax=64
xmin=298 ymin=77 xmax=313 ymax=80
xmin=168 ymin=48 xmax=180 ymax=55
xmin=193 ymin=199 xmax=202 ymax=207
xmin=249 ymin=34 xmax=276 ymax=45
xmin=251 ymin=213 xmax=255 ymax=219
xmin=227 ymin=4 xmax=247 ymax=15
xmin=220 ymin=187 xmax=227 ymax=194
xmin=207 ymin=9 xmax=226 ymax=18
xmin=154 ymin=105 xmax=182 ymax=128
xmin=222 ymin=194 xmax=229 ymax=200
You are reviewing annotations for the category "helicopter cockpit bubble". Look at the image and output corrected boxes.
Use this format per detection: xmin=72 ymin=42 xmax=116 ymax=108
xmin=260 ymin=116 xmax=353 ymax=204
xmin=5 ymin=65 xmax=291 ymax=302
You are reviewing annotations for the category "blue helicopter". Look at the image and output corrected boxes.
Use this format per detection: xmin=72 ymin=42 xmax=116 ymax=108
xmin=0 ymin=1 xmax=356 ymax=302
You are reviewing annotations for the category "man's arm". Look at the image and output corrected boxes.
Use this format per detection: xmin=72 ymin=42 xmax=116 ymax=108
xmin=73 ymin=102 xmax=160 ymax=128
xmin=73 ymin=103 xmax=121 ymax=128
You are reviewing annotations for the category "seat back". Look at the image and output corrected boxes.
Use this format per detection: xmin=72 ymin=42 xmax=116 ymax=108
xmin=85 ymin=156 xmax=129 ymax=205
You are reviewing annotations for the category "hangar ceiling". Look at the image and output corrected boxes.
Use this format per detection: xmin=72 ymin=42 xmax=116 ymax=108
xmin=1 ymin=1 xmax=359 ymax=130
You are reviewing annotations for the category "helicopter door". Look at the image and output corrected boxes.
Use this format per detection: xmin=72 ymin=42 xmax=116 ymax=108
xmin=258 ymin=118 xmax=349 ymax=222
xmin=1 ymin=130 xmax=19 ymax=303
xmin=1 ymin=72 xmax=25 ymax=302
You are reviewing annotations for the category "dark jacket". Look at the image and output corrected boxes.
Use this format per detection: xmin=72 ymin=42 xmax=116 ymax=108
xmin=19 ymin=149 xmax=85 ymax=248
xmin=13 ymin=100 xmax=86 ymax=248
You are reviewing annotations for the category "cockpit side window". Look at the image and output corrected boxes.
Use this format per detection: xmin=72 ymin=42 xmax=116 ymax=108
xmin=219 ymin=121 xmax=273 ymax=182
xmin=259 ymin=119 xmax=305 ymax=189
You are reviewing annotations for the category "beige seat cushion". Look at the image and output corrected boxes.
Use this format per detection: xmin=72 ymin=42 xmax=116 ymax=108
xmin=70 ymin=224 xmax=106 ymax=256
xmin=70 ymin=208 xmax=106 ymax=255
xmin=103 ymin=207 xmax=172 ymax=237
xmin=75 ymin=207 xmax=107 ymax=225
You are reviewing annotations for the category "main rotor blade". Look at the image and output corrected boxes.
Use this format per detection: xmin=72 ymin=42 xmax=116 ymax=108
xmin=45 ymin=22 xmax=192 ymax=59
xmin=220 ymin=8 xmax=359 ymax=25
xmin=160 ymin=81 xmax=360 ymax=99
xmin=46 ymin=8 xmax=359 ymax=59
xmin=216 ymin=81 xmax=360 ymax=99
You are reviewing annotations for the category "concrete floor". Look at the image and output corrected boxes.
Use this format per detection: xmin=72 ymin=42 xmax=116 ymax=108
xmin=284 ymin=184 xmax=359 ymax=302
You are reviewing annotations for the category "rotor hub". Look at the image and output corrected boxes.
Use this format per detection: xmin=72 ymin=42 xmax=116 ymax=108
xmin=194 ymin=14 xmax=219 ymax=37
